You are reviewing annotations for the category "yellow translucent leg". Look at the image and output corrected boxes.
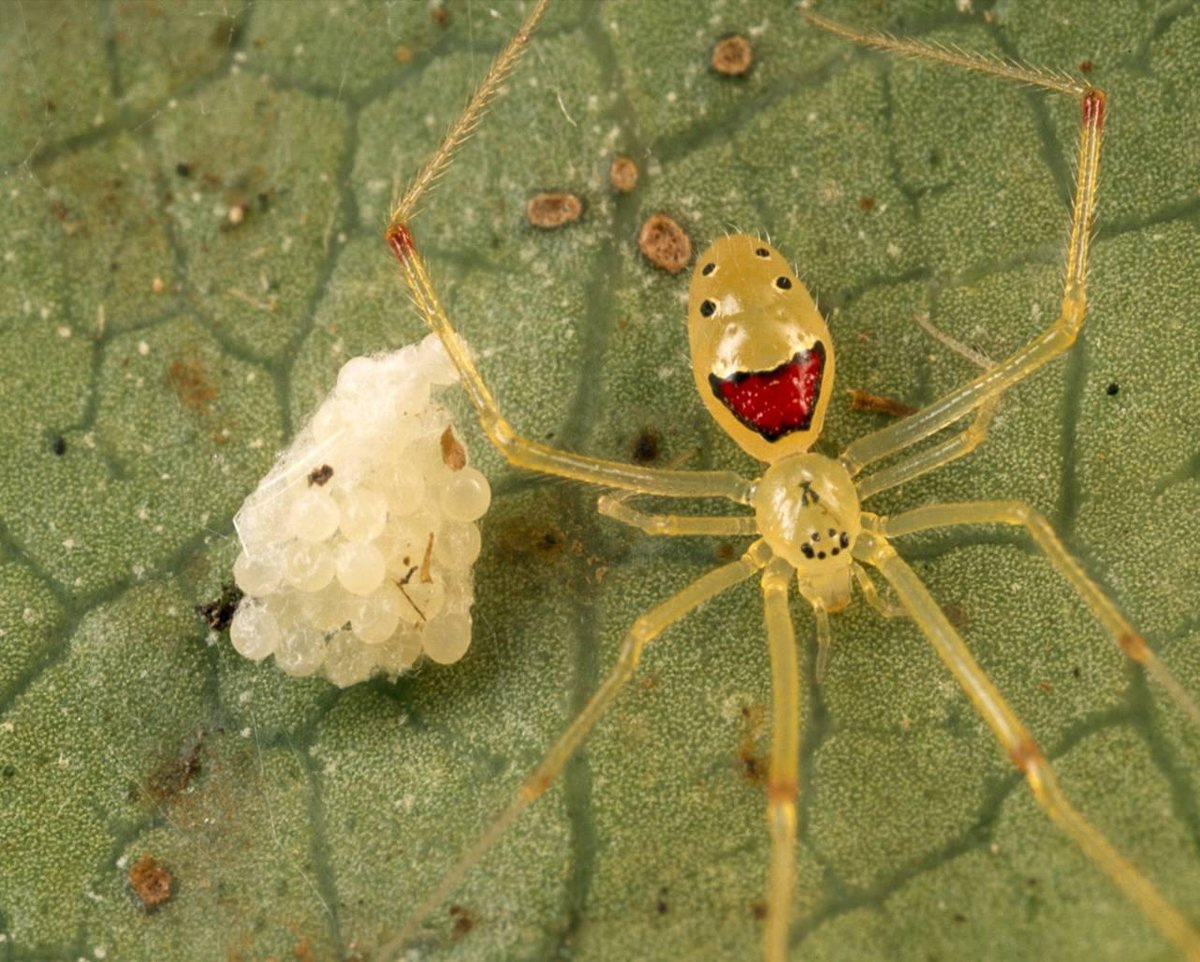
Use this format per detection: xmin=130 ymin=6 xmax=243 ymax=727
xmin=804 ymin=13 xmax=1106 ymax=477
xmin=854 ymin=529 xmax=1200 ymax=961
xmin=880 ymin=501 xmax=1200 ymax=726
xmin=597 ymin=492 xmax=758 ymax=537
xmin=857 ymin=399 xmax=996 ymax=500
xmin=377 ymin=540 xmax=771 ymax=961
xmin=762 ymin=557 xmax=802 ymax=962
xmin=851 ymin=562 xmax=905 ymax=619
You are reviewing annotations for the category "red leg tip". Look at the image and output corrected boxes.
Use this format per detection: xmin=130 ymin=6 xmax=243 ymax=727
xmin=1083 ymin=89 xmax=1106 ymax=126
xmin=386 ymin=223 xmax=416 ymax=263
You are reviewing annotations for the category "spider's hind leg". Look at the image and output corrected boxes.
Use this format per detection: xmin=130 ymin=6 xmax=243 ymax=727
xmin=854 ymin=528 xmax=1200 ymax=960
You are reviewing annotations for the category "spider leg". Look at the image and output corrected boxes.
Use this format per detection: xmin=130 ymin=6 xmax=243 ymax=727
xmin=806 ymin=14 xmax=1105 ymax=478
xmin=597 ymin=493 xmax=758 ymax=537
xmin=852 ymin=561 xmax=906 ymax=619
xmin=878 ymin=502 xmax=1200 ymax=726
xmin=762 ymin=557 xmax=803 ymax=962
xmin=376 ymin=540 xmax=771 ymax=960
xmin=854 ymin=529 xmax=1200 ymax=960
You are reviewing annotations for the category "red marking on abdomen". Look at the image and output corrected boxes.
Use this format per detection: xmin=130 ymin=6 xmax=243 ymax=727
xmin=385 ymin=223 xmax=416 ymax=263
xmin=710 ymin=343 xmax=825 ymax=441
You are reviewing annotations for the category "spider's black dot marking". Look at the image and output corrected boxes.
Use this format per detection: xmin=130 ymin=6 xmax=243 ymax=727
xmin=700 ymin=299 xmax=717 ymax=317
xmin=775 ymin=276 xmax=792 ymax=290
xmin=831 ymin=547 xmax=840 ymax=556
xmin=827 ymin=528 xmax=836 ymax=537
xmin=801 ymin=544 xmax=815 ymax=560
xmin=817 ymin=551 xmax=826 ymax=560
xmin=702 ymin=262 xmax=716 ymax=276
xmin=51 ymin=435 xmax=67 ymax=456
xmin=1106 ymin=382 xmax=1120 ymax=396
xmin=839 ymin=532 xmax=850 ymax=549
xmin=755 ymin=247 xmax=769 ymax=258
xmin=811 ymin=532 xmax=821 ymax=542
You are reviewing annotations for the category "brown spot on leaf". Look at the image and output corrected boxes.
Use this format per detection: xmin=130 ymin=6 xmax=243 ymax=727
xmin=737 ymin=704 xmax=768 ymax=786
xmin=712 ymin=34 xmax=754 ymax=76
xmin=630 ymin=427 xmax=661 ymax=464
xmin=527 ymin=191 xmax=583 ymax=229
xmin=858 ymin=196 xmax=876 ymax=211
xmin=448 ymin=904 xmax=475 ymax=941
xmin=168 ymin=356 xmax=217 ymax=414
xmin=848 ymin=388 xmax=916 ymax=418
xmin=638 ymin=213 xmax=692 ymax=273
xmin=129 ymin=853 xmax=174 ymax=910
xmin=609 ymin=155 xmax=639 ymax=193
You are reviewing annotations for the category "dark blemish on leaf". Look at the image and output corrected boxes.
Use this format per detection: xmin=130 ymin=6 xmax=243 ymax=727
xmin=167 ymin=357 xmax=217 ymax=414
xmin=211 ymin=15 xmax=240 ymax=47
xmin=848 ymin=388 xmax=917 ymax=418
xmin=128 ymin=853 xmax=174 ymax=910
xmin=609 ymin=155 xmax=639 ymax=193
xmin=631 ymin=427 xmax=661 ymax=464
xmin=714 ymin=542 xmax=736 ymax=561
xmin=738 ymin=704 xmax=768 ymax=786
xmin=195 ymin=583 xmax=243 ymax=632
xmin=51 ymin=435 xmax=67 ymax=456
xmin=441 ymin=427 xmax=467 ymax=471
xmin=175 ymin=162 xmax=191 ymax=178
xmin=1106 ymin=382 xmax=1119 ymax=396
xmin=307 ymin=464 xmax=334 ymax=487
xmin=750 ymin=901 xmax=768 ymax=921
xmin=953 ymin=912 xmax=968 ymax=923
xmin=656 ymin=886 xmax=670 ymax=914
xmin=1 ymin=766 xmax=15 ymax=779
xmin=448 ymin=904 xmax=475 ymax=941
xmin=431 ymin=4 xmax=450 ymax=27
xmin=1072 ymin=665 xmax=1082 ymax=679
xmin=858 ymin=196 xmax=876 ymax=211
xmin=711 ymin=34 xmax=754 ymax=76
xmin=638 ymin=213 xmax=692 ymax=274
xmin=942 ymin=603 xmax=969 ymax=630
xmin=1079 ymin=58 xmax=1094 ymax=73
xmin=526 ymin=191 xmax=583 ymax=229
xmin=146 ymin=732 xmax=206 ymax=803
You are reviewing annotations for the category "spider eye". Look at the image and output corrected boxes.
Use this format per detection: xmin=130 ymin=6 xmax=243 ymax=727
xmin=775 ymin=276 xmax=792 ymax=290
xmin=755 ymin=247 xmax=770 ymax=258
xmin=699 ymin=299 xmax=717 ymax=317
xmin=701 ymin=262 xmax=716 ymax=276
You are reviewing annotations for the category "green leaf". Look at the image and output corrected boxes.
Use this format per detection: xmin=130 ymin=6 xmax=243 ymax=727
xmin=1 ymin=2 xmax=1197 ymax=961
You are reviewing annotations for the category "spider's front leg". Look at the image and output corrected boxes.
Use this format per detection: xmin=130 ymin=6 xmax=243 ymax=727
xmin=805 ymin=13 xmax=1105 ymax=477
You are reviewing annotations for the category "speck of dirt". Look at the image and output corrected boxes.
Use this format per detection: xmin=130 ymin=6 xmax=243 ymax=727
xmin=953 ymin=911 xmax=968 ymax=923
xmin=195 ymin=582 xmax=243 ymax=632
xmin=51 ymin=435 xmax=67 ymax=456
xmin=857 ymin=195 xmax=876 ymax=211
xmin=175 ymin=162 xmax=191 ymax=178
xmin=441 ymin=426 xmax=467 ymax=471
xmin=526 ymin=191 xmax=583 ymax=229
xmin=128 ymin=853 xmax=174 ymax=910
xmin=167 ymin=356 xmax=217 ymax=414
xmin=848 ymin=388 xmax=916 ymax=418
xmin=431 ymin=4 xmax=450 ymax=27
xmin=307 ymin=464 xmax=334 ymax=487
xmin=448 ymin=904 xmax=475 ymax=942
xmin=1079 ymin=58 xmax=1095 ymax=73
xmin=711 ymin=34 xmax=754 ymax=76
xmin=750 ymin=900 xmax=768 ymax=921
xmin=714 ymin=542 xmax=736 ymax=561
xmin=1072 ymin=665 xmax=1082 ymax=679
xmin=655 ymin=886 xmax=670 ymax=914
xmin=630 ymin=427 xmax=661 ymax=464
xmin=638 ymin=213 xmax=692 ymax=273
xmin=1105 ymin=381 xmax=1119 ymax=396
xmin=609 ymin=155 xmax=639 ymax=193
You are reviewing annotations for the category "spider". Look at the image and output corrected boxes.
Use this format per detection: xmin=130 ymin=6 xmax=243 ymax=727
xmin=375 ymin=3 xmax=1200 ymax=960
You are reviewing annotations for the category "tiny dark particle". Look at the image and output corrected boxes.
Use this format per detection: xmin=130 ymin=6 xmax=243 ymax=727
xmin=308 ymin=464 xmax=334 ymax=486
xmin=1106 ymin=382 xmax=1119 ymax=396
xmin=51 ymin=435 xmax=67 ymax=456
xmin=631 ymin=427 xmax=661 ymax=464
xmin=196 ymin=582 xmax=243 ymax=632
xmin=175 ymin=162 xmax=191 ymax=178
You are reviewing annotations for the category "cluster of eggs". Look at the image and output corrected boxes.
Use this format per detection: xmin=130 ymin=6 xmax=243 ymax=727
xmin=228 ymin=334 xmax=490 ymax=687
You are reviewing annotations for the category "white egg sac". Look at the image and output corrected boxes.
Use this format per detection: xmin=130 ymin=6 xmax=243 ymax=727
xmin=229 ymin=334 xmax=489 ymax=687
